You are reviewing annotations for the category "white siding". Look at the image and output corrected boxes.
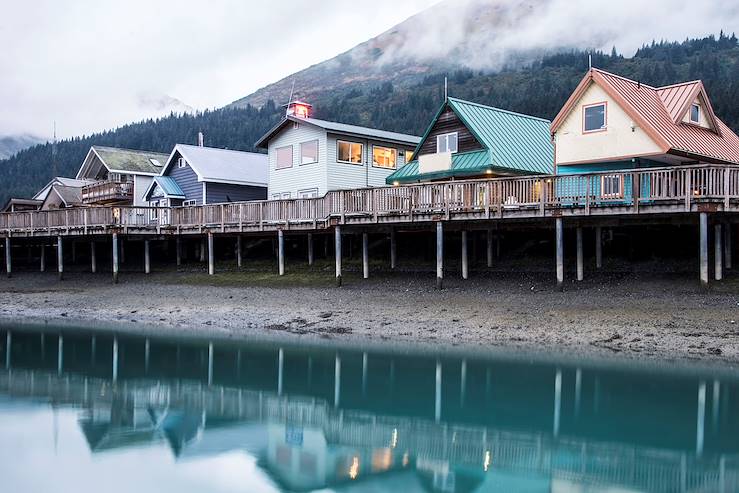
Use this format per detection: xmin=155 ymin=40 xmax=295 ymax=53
xmin=133 ymin=175 xmax=154 ymax=207
xmin=267 ymin=123 xmax=328 ymax=198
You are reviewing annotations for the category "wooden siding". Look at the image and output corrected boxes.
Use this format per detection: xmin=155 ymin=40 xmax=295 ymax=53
xmin=418 ymin=107 xmax=484 ymax=156
xmin=267 ymin=123 xmax=328 ymax=198
xmin=167 ymin=152 xmax=203 ymax=204
xmin=205 ymin=182 xmax=267 ymax=204
xmin=133 ymin=176 xmax=153 ymax=207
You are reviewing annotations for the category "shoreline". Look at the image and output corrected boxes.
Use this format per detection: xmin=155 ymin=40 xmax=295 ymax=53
xmin=1 ymin=268 xmax=739 ymax=371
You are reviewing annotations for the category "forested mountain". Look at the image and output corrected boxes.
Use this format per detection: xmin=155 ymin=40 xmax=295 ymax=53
xmin=1 ymin=33 xmax=738 ymax=206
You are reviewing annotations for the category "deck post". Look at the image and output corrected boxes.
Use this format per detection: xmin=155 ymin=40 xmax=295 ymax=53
xmin=335 ymin=226 xmax=342 ymax=287
xmin=576 ymin=227 xmax=584 ymax=282
xmin=57 ymin=236 xmax=63 ymax=281
xmin=144 ymin=240 xmax=151 ymax=274
xmin=4 ymin=237 xmax=10 ymax=278
xmin=112 ymin=233 xmax=119 ymax=284
xmin=208 ymin=232 xmax=215 ymax=276
xmin=277 ymin=230 xmax=285 ymax=276
xmin=120 ymin=239 xmax=125 ymax=265
xmin=595 ymin=226 xmax=602 ymax=269
xmin=700 ymin=213 xmax=709 ymax=286
xmin=40 ymin=244 xmax=45 ymax=272
xmin=176 ymin=237 xmax=182 ymax=267
xmin=725 ymin=224 xmax=732 ymax=270
xmin=715 ymin=224 xmax=723 ymax=281
xmin=307 ymin=234 xmax=314 ymax=266
xmin=236 ymin=236 xmax=243 ymax=268
xmin=71 ymin=241 xmax=77 ymax=265
xmin=90 ymin=241 xmax=97 ymax=274
xmin=486 ymin=229 xmax=493 ymax=268
xmin=461 ymin=230 xmax=469 ymax=280
xmin=200 ymin=237 xmax=206 ymax=263
xmin=390 ymin=229 xmax=397 ymax=270
xmin=436 ymin=222 xmax=444 ymax=290
xmin=362 ymin=233 xmax=369 ymax=279
xmin=556 ymin=218 xmax=564 ymax=289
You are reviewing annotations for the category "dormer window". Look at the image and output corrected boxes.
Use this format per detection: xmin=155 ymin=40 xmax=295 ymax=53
xmin=437 ymin=132 xmax=458 ymax=154
xmin=690 ymin=103 xmax=700 ymax=124
xmin=583 ymin=102 xmax=607 ymax=133
xmin=177 ymin=157 xmax=186 ymax=168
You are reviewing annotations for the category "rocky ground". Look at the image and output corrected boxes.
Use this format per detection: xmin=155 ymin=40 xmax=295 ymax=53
xmin=1 ymin=260 xmax=739 ymax=367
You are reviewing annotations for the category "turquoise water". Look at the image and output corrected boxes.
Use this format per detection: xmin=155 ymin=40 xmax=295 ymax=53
xmin=0 ymin=325 xmax=737 ymax=492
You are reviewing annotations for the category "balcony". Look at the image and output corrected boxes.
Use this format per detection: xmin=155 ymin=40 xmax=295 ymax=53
xmin=81 ymin=180 xmax=133 ymax=205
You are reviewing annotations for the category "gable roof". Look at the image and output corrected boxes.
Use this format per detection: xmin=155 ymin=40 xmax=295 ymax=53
xmin=76 ymin=146 xmax=169 ymax=179
xmin=33 ymin=176 xmax=93 ymax=200
xmin=387 ymin=98 xmax=553 ymax=184
xmin=144 ymin=176 xmax=186 ymax=201
xmin=162 ymin=144 xmax=268 ymax=187
xmin=1 ymin=198 xmax=43 ymax=213
xmin=43 ymin=184 xmax=83 ymax=208
xmin=551 ymin=68 xmax=739 ymax=165
xmin=255 ymin=115 xmax=421 ymax=148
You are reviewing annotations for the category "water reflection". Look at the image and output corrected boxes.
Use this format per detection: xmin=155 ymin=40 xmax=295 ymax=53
xmin=0 ymin=326 xmax=738 ymax=492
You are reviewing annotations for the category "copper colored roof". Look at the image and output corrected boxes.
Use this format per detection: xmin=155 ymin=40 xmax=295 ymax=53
xmin=551 ymin=69 xmax=739 ymax=165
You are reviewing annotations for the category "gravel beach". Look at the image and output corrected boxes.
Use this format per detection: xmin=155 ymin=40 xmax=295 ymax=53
xmin=1 ymin=264 xmax=739 ymax=366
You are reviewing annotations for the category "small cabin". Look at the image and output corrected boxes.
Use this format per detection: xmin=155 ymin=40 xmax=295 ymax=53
xmin=255 ymin=102 xmax=420 ymax=199
xmin=386 ymin=97 xmax=554 ymax=185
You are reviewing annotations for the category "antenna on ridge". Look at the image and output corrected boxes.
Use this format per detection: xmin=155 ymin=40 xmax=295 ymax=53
xmin=588 ymin=53 xmax=592 ymax=70
xmin=286 ymin=80 xmax=296 ymax=118
xmin=52 ymin=121 xmax=58 ymax=178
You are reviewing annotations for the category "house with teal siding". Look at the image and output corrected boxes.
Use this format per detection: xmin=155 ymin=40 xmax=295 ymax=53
xmin=385 ymin=97 xmax=554 ymax=185
xmin=551 ymin=68 xmax=739 ymax=202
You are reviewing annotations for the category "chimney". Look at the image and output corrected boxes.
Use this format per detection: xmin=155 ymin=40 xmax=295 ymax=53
xmin=197 ymin=131 xmax=204 ymax=147
xmin=284 ymin=100 xmax=312 ymax=119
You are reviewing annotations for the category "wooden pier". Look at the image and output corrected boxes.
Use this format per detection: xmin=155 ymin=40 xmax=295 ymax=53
xmin=1 ymin=164 xmax=738 ymax=285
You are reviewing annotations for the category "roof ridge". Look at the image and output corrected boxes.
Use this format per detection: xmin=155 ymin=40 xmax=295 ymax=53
xmin=657 ymin=80 xmax=703 ymax=91
xmin=177 ymin=144 xmax=265 ymax=156
xmin=591 ymin=68 xmax=657 ymax=90
xmin=448 ymin=97 xmax=551 ymax=123
xmin=93 ymin=145 xmax=168 ymax=156
xmin=298 ymin=116 xmax=421 ymax=139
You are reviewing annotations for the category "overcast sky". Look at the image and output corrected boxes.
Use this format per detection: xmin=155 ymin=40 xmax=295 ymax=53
xmin=1 ymin=0 xmax=737 ymax=140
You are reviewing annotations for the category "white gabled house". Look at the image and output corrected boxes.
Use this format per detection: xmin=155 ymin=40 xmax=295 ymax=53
xmin=255 ymin=102 xmax=421 ymax=199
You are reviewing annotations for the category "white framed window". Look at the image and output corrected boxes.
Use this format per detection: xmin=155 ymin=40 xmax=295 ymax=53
xmin=300 ymin=140 xmax=319 ymax=165
xmin=436 ymin=132 xmax=458 ymax=154
xmin=281 ymin=192 xmax=291 ymax=199
xmin=298 ymin=188 xmax=319 ymax=198
xmin=372 ymin=146 xmax=397 ymax=169
xmin=276 ymin=146 xmax=293 ymax=169
xmin=177 ymin=157 xmax=186 ymax=168
xmin=183 ymin=199 xmax=197 ymax=206
xmin=271 ymin=193 xmax=281 ymax=200
xmin=690 ymin=103 xmax=700 ymax=123
xmin=337 ymin=140 xmax=363 ymax=165
xmin=583 ymin=102 xmax=607 ymax=132
xmin=601 ymin=174 xmax=623 ymax=198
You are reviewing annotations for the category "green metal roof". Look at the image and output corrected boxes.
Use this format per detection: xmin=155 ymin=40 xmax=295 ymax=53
xmin=386 ymin=98 xmax=554 ymax=184
xmin=146 ymin=176 xmax=186 ymax=200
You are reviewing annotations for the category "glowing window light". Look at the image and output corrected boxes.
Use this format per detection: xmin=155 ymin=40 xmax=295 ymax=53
xmin=349 ymin=457 xmax=360 ymax=480
xmin=483 ymin=450 xmax=492 ymax=472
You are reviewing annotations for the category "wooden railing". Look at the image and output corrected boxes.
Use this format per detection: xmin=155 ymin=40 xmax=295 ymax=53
xmin=81 ymin=180 xmax=133 ymax=204
xmin=2 ymin=165 xmax=739 ymax=234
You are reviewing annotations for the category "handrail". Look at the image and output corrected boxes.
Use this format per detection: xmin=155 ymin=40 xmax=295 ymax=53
xmin=3 ymin=164 xmax=739 ymax=233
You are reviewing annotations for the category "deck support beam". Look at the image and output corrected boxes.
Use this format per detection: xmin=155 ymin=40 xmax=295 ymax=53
xmin=335 ymin=226 xmax=342 ymax=287
xmin=200 ymin=238 xmax=206 ymax=263
xmin=40 ymin=244 xmax=45 ymax=272
xmin=715 ymin=224 xmax=723 ymax=281
xmin=307 ymin=234 xmax=313 ymax=266
xmin=277 ymin=230 xmax=285 ymax=276
xmin=176 ymin=237 xmax=182 ymax=267
xmin=725 ymin=224 xmax=732 ymax=270
xmin=595 ymin=226 xmax=603 ymax=269
xmin=57 ymin=236 xmax=63 ymax=281
xmin=556 ymin=218 xmax=564 ymax=289
xmin=390 ymin=229 xmax=397 ymax=270
xmin=236 ymin=236 xmax=243 ymax=268
xmin=436 ymin=222 xmax=444 ymax=290
xmin=700 ymin=213 xmax=709 ymax=286
xmin=461 ymin=230 xmax=469 ymax=280
xmin=486 ymin=229 xmax=493 ymax=268
xmin=144 ymin=240 xmax=151 ymax=274
xmin=362 ymin=233 xmax=369 ymax=279
xmin=208 ymin=232 xmax=215 ymax=276
xmin=576 ymin=227 xmax=584 ymax=282
xmin=90 ymin=241 xmax=97 ymax=274
xmin=4 ymin=237 xmax=10 ymax=278
xmin=112 ymin=233 xmax=119 ymax=284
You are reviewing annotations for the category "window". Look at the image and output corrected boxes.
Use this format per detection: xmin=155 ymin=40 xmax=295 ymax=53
xmin=276 ymin=146 xmax=293 ymax=169
xmin=271 ymin=193 xmax=281 ymax=200
xmin=183 ymin=199 xmax=197 ymax=206
xmin=691 ymin=103 xmax=700 ymax=123
xmin=300 ymin=140 xmax=319 ymax=165
xmin=405 ymin=150 xmax=414 ymax=163
xmin=337 ymin=140 xmax=363 ymax=164
xmin=281 ymin=192 xmax=291 ymax=199
xmin=177 ymin=157 xmax=186 ymax=168
xmin=437 ymin=132 xmax=458 ymax=154
xmin=601 ymin=174 xmax=623 ymax=198
xmin=372 ymin=146 xmax=397 ymax=169
xmin=298 ymin=188 xmax=319 ymax=198
xmin=583 ymin=103 xmax=607 ymax=132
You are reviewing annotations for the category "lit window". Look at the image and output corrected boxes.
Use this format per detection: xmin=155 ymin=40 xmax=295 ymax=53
xmin=405 ymin=150 xmax=414 ymax=162
xmin=584 ymin=103 xmax=607 ymax=132
xmin=691 ymin=103 xmax=700 ymax=123
xmin=300 ymin=140 xmax=318 ymax=165
xmin=601 ymin=174 xmax=622 ymax=198
xmin=276 ymin=146 xmax=293 ymax=169
xmin=177 ymin=157 xmax=186 ymax=168
xmin=337 ymin=141 xmax=363 ymax=164
xmin=437 ymin=133 xmax=458 ymax=153
xmin=373 ymin=146 xmax=397 ymax=169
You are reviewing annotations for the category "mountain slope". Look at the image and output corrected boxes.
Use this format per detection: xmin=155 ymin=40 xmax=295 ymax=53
xmin=0 ymin=135 xmax=44 ymax=160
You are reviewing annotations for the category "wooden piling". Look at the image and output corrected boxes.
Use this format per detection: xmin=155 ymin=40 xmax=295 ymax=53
xmin=278 ymin=230 xmax=285 ymax=276
xmin=700 ymin=213 xmax=709 ymax=286
xmin=595 ymin=226 xmax=602 ymax=269
xmin=176 ymin=237 xmax=182 ymax=267
xmin=576 ymin=227 xmax=584 ymax=282
xmin=715 ymin=224 xmax=723 ymax=281
xmin=40 ymin=244 xmax=45 ymax=272
xmin=144 ymin=240 xmax=151 ymax=274
xmin=200 ymin=237 xmax=206 ymax=263
xmin=724 ymin=223 xmax=732 ymax=270
xmin=112 ymin=233 xmax=119 ymax=284
xmin=90 ymin=241 xmax=96 ymax=274
xmin=436 ymin=222 xmax=444 ymax=290
xmin=57 ymin=236 xmax=63 ymax=281
xmin=307 ymin=234 xmax=314 ymax=266
xmin=335 ymin=226 xmax=342 ymax=287
xmin=486 ymin=229 xmax=493 ymax=268
xmin=461 ymin=230 xmax=468 ymax=280
xmin=556 ymin=218 xmax=564 ymax=289
xmin=390 ymin=229 xmax=397 ymax=270
xmin=362 ymin=233 xmax=369 ymax=279
xmin=208 ymin=232 xmax=215 ymax=276
xmin=4 ymin=237 xmax=10 ymax=278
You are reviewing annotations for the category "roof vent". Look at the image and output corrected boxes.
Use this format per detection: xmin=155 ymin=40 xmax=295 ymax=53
xmin=198 ymin=131 xmax=204 ymax=147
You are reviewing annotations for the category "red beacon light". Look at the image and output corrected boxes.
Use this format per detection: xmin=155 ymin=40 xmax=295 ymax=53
xmin=285 ymin=100 xmax=312 ymax=119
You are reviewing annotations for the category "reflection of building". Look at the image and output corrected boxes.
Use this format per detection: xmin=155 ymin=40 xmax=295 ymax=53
xmin=1 ymin=328 xmax=738 ymax=492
